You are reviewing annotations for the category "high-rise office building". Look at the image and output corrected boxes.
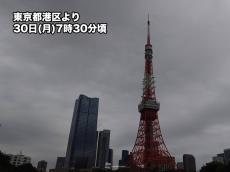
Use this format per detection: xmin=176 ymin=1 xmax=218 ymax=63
xmin=37 ymin=160 xmax=47 ymax=172
xmin=96 ymin=130 xmax=110 ymax=168
xmin=119 ymin=150 xmax=129 ymax=167
xmin=107 ymin=148 xmax=113 ymax=167
xmin=55 ymin=157 xmax=65 ymax=169
xmin=65 ymin=95 xmax=99 ymax=169
xmin=224 ymin=148 xmax=230 ymax=165
xmin=183 ymin=154 xmax=196 ymax=172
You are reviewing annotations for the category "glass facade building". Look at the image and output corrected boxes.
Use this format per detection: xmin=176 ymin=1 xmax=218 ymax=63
xmin=108 ymin=148 xmax=113 ymax=167
xmin=55 ymin=157 xmax=65 ymax=169
xmin=118 ymin=150 xmax=129 ymax=167
xmin=96 ymin=130 xmax=110 ymax=168
xmin=37 ymin=160 xmax=47 ymax=172
xmin=183 ymin=154 xmax=196 ymax=172
xmin=65 ymin=95 xmax=99 ymax=169
xmin=224 ymin=148 xmax=230 ymax=165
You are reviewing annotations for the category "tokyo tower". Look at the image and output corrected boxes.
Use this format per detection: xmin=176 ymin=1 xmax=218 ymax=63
xmin=131 ymin=17 xmax=175 ymax=171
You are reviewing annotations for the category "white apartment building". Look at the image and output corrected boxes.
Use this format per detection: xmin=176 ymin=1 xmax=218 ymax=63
xmin=8 ymin=153 xmax=31 ymax=166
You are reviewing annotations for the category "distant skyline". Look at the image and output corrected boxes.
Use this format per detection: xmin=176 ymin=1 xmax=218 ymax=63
xmin=1 ymin=0 xmax=230 ymax=170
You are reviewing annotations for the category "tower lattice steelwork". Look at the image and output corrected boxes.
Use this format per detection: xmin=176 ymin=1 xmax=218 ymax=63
xmin=131 ymin=18 xmax=175 ymax=172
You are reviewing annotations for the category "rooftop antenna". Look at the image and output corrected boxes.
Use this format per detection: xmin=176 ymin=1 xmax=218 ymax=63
xmin=147 ymin=14 xmax=150 ymax=45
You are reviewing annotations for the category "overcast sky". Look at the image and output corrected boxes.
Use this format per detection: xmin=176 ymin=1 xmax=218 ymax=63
xmin=1 ymin=0 xmax=230 ymax=170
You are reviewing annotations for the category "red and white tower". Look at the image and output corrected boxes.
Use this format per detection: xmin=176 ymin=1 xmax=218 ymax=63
xmin=131 ymin=18 xmax=175 ymax=171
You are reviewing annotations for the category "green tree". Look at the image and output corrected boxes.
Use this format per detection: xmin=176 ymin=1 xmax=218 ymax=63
xmin=0 ymin=152 xmax=16 ymax=172
xmin=0 ymin=152 xmax=11 ymax=168
xmin=225 ymin=162 xmax=230 ymax=172
xmin=200 ymin=161 xmax=225 ymax=172
xmin=17 ymin=163 xmax=38 ymax=172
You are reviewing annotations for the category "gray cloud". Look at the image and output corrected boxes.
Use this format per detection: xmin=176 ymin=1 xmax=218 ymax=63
xmin=1 ymin=0 xmax=230 ymax=170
